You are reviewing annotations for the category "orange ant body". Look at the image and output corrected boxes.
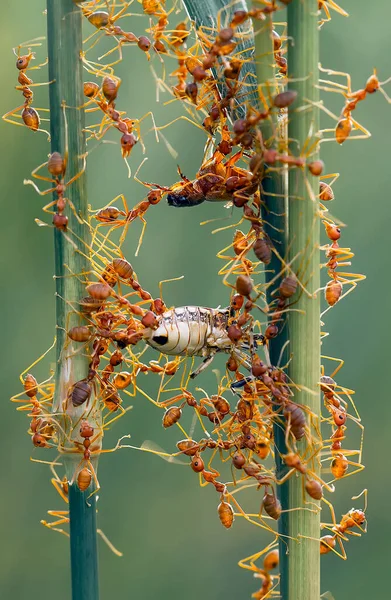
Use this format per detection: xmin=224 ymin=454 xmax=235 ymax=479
xmin=40 ymin=460 xmax=123 ymax=555
xmin=24 ymin=150 xmax=85 ymax=231
xmin=25 ymin=374 xmax=56 ymax=447
xmin=11 ymin=371 xmax=56 ymax=448
xmin=319 ymin=491 xmax=367 ymax=559
xmin=142 ymin=0 xmax=173 ymax=55
xmin=320 ymin=66 xmax=391 ymax=143
xmin=239 ymin=545 xmax=279 ymax=600
xmin=23 ymin=102 xmax=86 ymax=229
xmin=84 ymin=77 xmax=159 ymax=175
xmin=82 ymin=2 xmax=151 ymax=63
xmin=94 ymin=188 xmax=163 ymax=254
xmin=319 ymin=367 xmax=364 ymax=482
xmin=167 ymin=21 xmax=191 ymax=99
xmin=336 ymin=70 xmax=391 ymax=143
xmin=321 ymin=219 xmax=364 ymax=308
xmin=3 ymin=42 xmax=50 ymax=136
xmin=154 ymin=148 xmax=262 ymax=208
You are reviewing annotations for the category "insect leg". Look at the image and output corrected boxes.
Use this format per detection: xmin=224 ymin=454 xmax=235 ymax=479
xmin=190 ymin=351 xmax=217 ymax=379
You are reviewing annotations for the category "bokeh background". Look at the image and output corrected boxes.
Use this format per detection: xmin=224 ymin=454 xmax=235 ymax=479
xmin=1 ymin=1 xmax=390 ymax=599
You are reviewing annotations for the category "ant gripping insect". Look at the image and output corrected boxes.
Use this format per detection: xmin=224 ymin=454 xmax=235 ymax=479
xmin=150 ymin=147 xmax=262 ymax=208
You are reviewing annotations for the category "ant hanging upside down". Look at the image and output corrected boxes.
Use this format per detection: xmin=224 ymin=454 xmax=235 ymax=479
xmin=146 ymin=135 xmax=263 ymax=208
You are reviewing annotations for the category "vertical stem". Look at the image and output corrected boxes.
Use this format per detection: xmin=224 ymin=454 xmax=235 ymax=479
xmin=251 ymin=6 xmax=290 ymax=586
xmin=46 ymin=2 xmax=100 ymax=599
xmin=69 ymin=485 xmax=99 ymax=600
xmin=181 ymin=0 xmax=258 ymax=118
xmin=251 ymin=15 xmax=288 ymax=373
xmin=47 ymin=1 xmax=89 ymax=412
xmin=284 ymin=1 xmax=320 ymax=599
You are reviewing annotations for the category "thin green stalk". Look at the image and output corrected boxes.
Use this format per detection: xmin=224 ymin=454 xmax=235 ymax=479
xmin=181 ymin=0 xmax=258 ymax=118
xmin=47 ymin=1 xmax=100 ymax=599
xmin=182 ymin=3 xmax=320 ymax=599
xmin=283 ymin=1 xmax=321 ymax=598
xmin=251 ymin=13 xmax=289 ymax=377
xmin=251 ymin=6 xmax=292 ymax=587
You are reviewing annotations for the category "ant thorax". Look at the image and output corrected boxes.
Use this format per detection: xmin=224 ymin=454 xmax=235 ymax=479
xmin=144 ymin=306 xmax=231 ymax=356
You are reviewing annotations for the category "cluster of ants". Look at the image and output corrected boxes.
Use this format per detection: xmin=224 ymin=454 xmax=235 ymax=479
xmin=6 ymin=1 xmax=377 ymax=599
xmin=11 ymin=233 xmax=366 ymax=598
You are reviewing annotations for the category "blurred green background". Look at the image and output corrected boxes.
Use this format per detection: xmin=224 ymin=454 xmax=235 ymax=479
xmin=1 ymin=1 xmax=390 ymax=598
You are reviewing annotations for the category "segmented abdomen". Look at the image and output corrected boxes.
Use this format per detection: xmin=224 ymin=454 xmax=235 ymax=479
xmin=145 ymin=306 xmax=214 ymax=356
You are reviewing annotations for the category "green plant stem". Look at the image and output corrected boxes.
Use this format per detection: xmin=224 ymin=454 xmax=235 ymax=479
xmin=47 ymin=1 xmax=100 ymax=599
xmin=181 ymin=0 xmax=258 ymax=117
xmin=251 ymin=7 xmax=292 ymax=588
xmin=68 ymin=485 xmax=99 ymax=600
xmin=283 ymin=1 xmax=321 ymax=599
xmin=251 ymin=14 xmax=288 ymax=367
xmin=183 ymin=3 xmax=320 ymax=599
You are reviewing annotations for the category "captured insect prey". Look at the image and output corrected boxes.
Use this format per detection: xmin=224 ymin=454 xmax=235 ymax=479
xmin=143 ymin=305 xmax=266 ymax=378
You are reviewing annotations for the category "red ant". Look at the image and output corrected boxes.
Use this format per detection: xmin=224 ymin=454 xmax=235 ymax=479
xmin=23 ymin=104 xmax=86 ymax=230
xmin=3 ymin=39 xmax=51 ymax=137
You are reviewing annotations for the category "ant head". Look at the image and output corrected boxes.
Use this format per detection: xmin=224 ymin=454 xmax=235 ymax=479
xmin=350 ymin=509 xmax=366 ymax=527
xmin=366 ymin=70 xmax=379 ymax=94
xmin=15 ymin=51 xmax=34 ymax=70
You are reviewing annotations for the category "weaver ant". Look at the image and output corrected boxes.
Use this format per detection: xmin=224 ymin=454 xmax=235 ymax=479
xmin=3 ymin=38 xmax=51 ymax=137
xmin=23 ymin=104 xmax=86 ymax=230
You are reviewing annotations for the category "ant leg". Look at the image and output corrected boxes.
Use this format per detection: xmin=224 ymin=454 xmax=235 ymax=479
xmin=157 ymin=275 xmax=184 ymax=303
xmin=318 ymin=64 xmax=352 ymax=93
xmin=98 ymin=40 xmax=125 ymax=66
xmin=41 ymin=511 xmax=70 ymax=536
xmin=274 ymin=467 xmax=295 ymax=485
xmin=42 ymin=199 xmax=59 ymax=215
xmin=66 ymin=153 xmax=87 ymax=187
xmin=155 ymin=115 xmax=206 ymax=134
xmin=139 ymin=110 xmax=159 ymax=144
xmin=318 ymin=2 xmax=331 ymax=26
xmin=349 ymin=118 xmax=371 ymax=140
xmin=322 ymin=355 xmax=344 ymax=379
xmin=378 ymin=83 xmax=391 ymax=103
xmin=352 ymin=488 xmax=367 ymax=512
xmin=134 ymin=216 xmax=147 ymax=256
xmin=91 ymin=193 xmax=129 ymax=215
xmin=238 ymin=537 xmax=279 ymax=572
xmin=228 ymin=493 xmax=278 ymax=535
xmin=2 ymin=104 xmax=32 ymax=127
xmin=26 ymin=159 xmax=53 ymax=183
xmin=67 ymin=199 xmax=86 ymax=224
xmin=190 ymin=352 xmax=217 ymax=379
xmin=83 ymin=30 xmax=105 ymax=53
xmin=158 ymin=393 xmax=186 ymax=408
xmin=97 ymin=529 xmax=123 ymax=557
xmin=326 ymin=0 xmax=349 ymax=17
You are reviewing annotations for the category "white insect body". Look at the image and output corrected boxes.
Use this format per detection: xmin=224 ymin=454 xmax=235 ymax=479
xmin=144 ymin=306 xmax=231 ymax=357
xmin=143 ymin=306 xmax=261 ymax=378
